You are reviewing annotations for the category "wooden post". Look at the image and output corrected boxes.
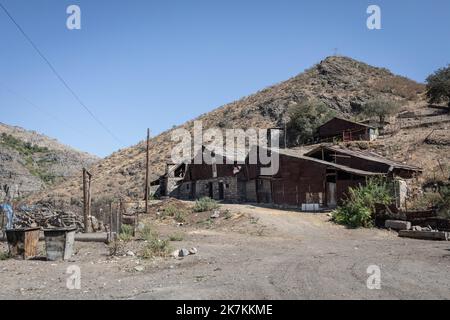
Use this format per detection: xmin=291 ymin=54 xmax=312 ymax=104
xmin=82 ymin=168 xmax=92 ymax=233
xmin=119 ymin=200 xmax=123 ymax=233
xmin=144 ymin=128 xmax=150 ymax=214
xmin=116 ymin=202 xmax=120 ymax=234
xmin=82 ymin=168 xmax=88 ymax=233
xmin=109 ymin=202 xmax=113 ymax=241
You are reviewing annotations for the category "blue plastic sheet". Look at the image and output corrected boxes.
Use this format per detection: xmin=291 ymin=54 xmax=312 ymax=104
xmin=0 ymin=204 xmax=14 ymax=230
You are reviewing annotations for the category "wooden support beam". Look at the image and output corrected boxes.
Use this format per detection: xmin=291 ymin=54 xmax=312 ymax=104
xmin=82 ymin=168 xmax=92 ymax=233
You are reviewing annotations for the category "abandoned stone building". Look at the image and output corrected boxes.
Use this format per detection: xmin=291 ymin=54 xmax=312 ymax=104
xmin=154 ymin=143 xmax=422 ymax=211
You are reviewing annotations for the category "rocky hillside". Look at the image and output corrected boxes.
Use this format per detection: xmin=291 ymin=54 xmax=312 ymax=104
xmin=0 ymin=123 xmax=99 ymax=199
xmin=29 ymin=56 xmax=432 ymax=206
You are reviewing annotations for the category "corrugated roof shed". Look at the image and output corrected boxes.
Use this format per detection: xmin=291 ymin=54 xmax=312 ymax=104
xmin=307 ymin=145 xmax=422 ymax=172
xmin=272 ymin=148 xmax=383 ymax=176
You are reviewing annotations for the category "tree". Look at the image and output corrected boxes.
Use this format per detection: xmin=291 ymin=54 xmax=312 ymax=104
xmin=359 ymin=98 xmax=400 ymax=124
xmin=286 ymin=99 xmax=336 ymax=146
xmin=426 ymin=65 xmax=450 ymax=108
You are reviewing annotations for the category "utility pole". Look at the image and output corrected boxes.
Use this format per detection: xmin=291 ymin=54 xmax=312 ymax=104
xmin=144 ymin=128 xmax=150 ymax=214
xmin=82 ymin=168 xmax=92 ymax=233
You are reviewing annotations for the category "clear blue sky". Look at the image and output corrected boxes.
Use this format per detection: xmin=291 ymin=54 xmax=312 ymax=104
xmin=1 ymin=0 xmax=449 ymax=157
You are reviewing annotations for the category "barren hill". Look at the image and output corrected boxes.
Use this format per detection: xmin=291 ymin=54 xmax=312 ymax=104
xmin=29 ymin=55 xmax=446 ymax=207
xmin=0 ymin=123 xmax=99 ymax=199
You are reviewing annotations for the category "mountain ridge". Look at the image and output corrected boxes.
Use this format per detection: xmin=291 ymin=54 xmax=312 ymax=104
xmin=27 ymin=55 xmax=430 ymax=205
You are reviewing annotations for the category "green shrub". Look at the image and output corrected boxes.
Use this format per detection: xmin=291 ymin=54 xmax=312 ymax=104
xmin=437 ymin=186 xmax=450 ymax=218
xmin=174 ymin=211 xmax=186 ymax=223
xmin=118 ymin=224 xmax=134 ymax=241
xmin=142 ymin=234 xmax=171 ymax=259
xmin=0 ymin=251 xmax=10 ymax=260
xmin=163 ymin=205 xmax=177 ymax=217
xmin=139 ymin=224 xmax=153 ymax=241
xmin=193 ymin=197 xmax=220 ymax=212
xmin=223 ymin=209 xmax=232 ymax=219
xmin=332 ymin=177 xmax=393 ymax=228
xmin=286 ymin=99 xmax=336 ymax=146
xmin=357 ymin=98 xmax=400 ymax=124
xmin=426 ymin=65 xmax=450 ymax=108
xmin=137 ymin=223 xmax=172 ymax=258
xmin=168 ymin=233 xmax=184 ymax=241
xmin=160 ymin=205 xmax=187 ymax=222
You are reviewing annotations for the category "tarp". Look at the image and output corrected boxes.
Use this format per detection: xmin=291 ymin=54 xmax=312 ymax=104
xmin=0 ymin=204 xmax=14 ymax=230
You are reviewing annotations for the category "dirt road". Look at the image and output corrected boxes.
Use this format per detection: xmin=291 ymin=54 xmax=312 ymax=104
xmin=1 ymin=204 xmax=449 ymax=300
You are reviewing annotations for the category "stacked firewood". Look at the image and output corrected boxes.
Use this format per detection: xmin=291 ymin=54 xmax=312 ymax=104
xmin=13 ymin=206 xmax=84 ymax=231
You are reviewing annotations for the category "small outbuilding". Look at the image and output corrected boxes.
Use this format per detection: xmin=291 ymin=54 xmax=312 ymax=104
xmin=317 ymin=117 xmax=378 ymax=142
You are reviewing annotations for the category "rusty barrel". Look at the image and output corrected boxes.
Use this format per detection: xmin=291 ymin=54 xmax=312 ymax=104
xmin=44 ymin=227 xmax=76 ymax=261
xmin=6 ymin=227 xmax=41 ymax=259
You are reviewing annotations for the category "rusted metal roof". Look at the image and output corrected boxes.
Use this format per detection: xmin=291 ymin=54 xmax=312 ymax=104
xmin=273 ymin=148 xmax=383 ymax=176
xmin=305 ymin=145 xmax=422 ymax=172
xmin=317 ymin=117 xmax=376 ymax=130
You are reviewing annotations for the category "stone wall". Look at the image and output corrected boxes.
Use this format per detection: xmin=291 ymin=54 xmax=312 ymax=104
xmin=177 ymin=176 xmax=240 ymax=203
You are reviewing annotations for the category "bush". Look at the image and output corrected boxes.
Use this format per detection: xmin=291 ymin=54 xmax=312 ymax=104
xmin=137 ymin=223 xmax=172 ymax=258
xmin=163 ymin=205 xmax=177 ymax=216
xmin=286 ymin=99 xmax=336 ymax=146
xmin=141 ymin=238 xmax=171 ymax=259
xmin=168 ymin=233 xmax=184 ymax=241
xmin=332 ymin=178 xmax=393 ymax=228
xmin=139 ymin=224 xmax=153 ymax=241
xmin=426 ymin=65 xmax=450 ymax=108
xmin=358 ymin=98 xmax=400 ymax=124
xmin=174 ymin=211 xmax=186 ymax=223
xmin=118 ymin=224 xmax=134 ymax=241
xmin=160 ymin=204 xmax=187 ymax=222
xmin=193 ymin=197 xmax=220 ymax=212
xmin=436 ymin=186 xmax=450 ymax=218
xmin=0 ymin=251 xmax=10 ymax=260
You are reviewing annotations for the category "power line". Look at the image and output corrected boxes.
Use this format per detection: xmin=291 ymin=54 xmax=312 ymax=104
xmin=0 ymin=81 xmax=90 ymax=140
xmin=0 ymin=2 xmax=122 ymax=144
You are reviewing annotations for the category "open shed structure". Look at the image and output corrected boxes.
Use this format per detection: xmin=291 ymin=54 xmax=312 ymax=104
xmin=317 ymin=117 xmax=378 ymax=142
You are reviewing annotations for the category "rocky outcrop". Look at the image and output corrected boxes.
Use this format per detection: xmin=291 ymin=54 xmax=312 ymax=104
xmin=0 ymin=123 xmax=99 ymax=199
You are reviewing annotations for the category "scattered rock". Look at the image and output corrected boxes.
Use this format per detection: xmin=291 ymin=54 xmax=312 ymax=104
xmin=210 ymin=211 xmax=220 ymax=219
xmin=179 ymin=248 xmax=190 ymax=257
xmin=172 ymin=250 xmax=180 ymax=258
xmin=189 ymin=247 xmax=198 ymax=255
xmin=172 ymin=248 xmax=191 ymax=258
xmin=134 ymin=266 xmax=144 ymax=272
xmin=126 ymin=250 xmax=135 ymax=257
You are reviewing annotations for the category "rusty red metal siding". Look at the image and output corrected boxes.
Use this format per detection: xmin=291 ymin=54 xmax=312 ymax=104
xmin=271 ymin=155 xmax=327 ymax=206
xmin=318 ymin=118 xmax=369 ymax=140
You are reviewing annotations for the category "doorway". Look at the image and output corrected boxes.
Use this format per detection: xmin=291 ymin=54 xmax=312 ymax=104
xmin=218 ymin=182 xmax=224 ymax=200
xmin=208 ymin=182 xmax=213 ymax=198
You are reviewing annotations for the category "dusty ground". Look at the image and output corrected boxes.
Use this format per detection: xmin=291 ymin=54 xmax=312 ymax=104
xmin=1 ymin=202 xmax=450 ymax=300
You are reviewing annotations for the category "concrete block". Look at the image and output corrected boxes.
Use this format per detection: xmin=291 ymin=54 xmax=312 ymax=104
xmin=385 ymin=220 xmax=411 ymax=231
